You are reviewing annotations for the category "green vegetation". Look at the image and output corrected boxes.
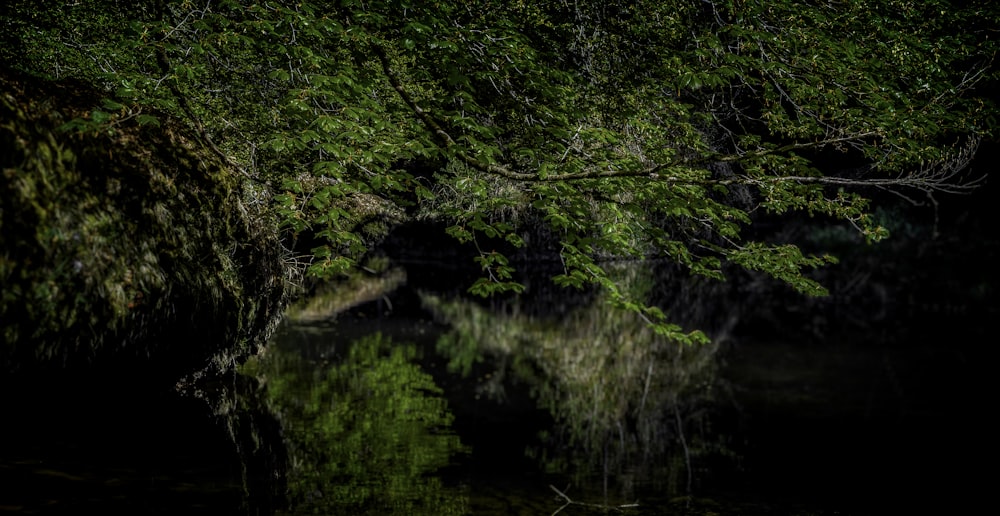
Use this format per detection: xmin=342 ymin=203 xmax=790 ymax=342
xmin=0 ymin=73 xmax=287 ymax=370
xmin=242 ymin=333 xmax=468 ymax=515
xmin=3 ymin=0 xmax=997 ymax=348
xmin=425 ymin=262 xmax=728 ymax=499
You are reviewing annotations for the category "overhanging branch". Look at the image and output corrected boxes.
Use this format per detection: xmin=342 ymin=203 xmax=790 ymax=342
xmin=375 ymin=44 xmax=984 ymax=196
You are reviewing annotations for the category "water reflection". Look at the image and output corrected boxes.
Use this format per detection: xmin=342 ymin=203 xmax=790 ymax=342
xmin=4 ymin=204 xmax=990 ymax=514
xmin=423 ymin=262 xmax=734 ymax=504
xmin=241 ymin=332 xmax=468 ymax=515
xmin=230 ymin=260 xmax=741 ymax=514
xmin=199 ymin=246 xmax=992 ymax=516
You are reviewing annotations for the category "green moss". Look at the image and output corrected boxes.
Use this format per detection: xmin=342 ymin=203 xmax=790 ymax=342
xmin=0 ymin=72 xmax=290 ymax=374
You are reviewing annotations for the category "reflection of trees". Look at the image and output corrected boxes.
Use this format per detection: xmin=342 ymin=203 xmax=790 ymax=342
xmin=177 ymin=371 xmax=288 ymax=516
xmin=243 ymin=333 xmax=468 ymax=515
xmin=284 ymin=260 xmax=406 ymax=324
xmin=424 ymin=263 xmax=735 ymax=501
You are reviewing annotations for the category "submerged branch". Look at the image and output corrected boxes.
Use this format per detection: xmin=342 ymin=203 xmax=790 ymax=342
xmin=548 ymin=484 xmax=639 ymax=516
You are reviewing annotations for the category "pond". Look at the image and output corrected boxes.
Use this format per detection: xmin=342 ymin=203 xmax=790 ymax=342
xmin=0 ymin=250 xmax=992 ymax=516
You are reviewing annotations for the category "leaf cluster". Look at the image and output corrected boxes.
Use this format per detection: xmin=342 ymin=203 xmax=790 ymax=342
xmin=5 ymin=0 xmax=997 ymax=342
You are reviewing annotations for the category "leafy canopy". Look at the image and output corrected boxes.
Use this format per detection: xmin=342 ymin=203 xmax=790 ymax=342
xmin=5 ymin=0 xmax=997 ymax=343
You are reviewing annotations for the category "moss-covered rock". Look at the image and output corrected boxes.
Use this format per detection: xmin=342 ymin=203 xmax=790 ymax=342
xmin=0 ymin=71 xmax=290 ymax=376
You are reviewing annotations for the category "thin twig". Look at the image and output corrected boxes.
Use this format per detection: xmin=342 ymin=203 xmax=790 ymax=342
xmin=548 ymin=484 xmax=639 ymax=516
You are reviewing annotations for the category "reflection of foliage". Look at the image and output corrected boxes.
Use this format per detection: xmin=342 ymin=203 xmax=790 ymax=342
xmin=177 ymin=371 xmax=289 ymax=515
xmin=425 ymin=263 xmax=731 ymax=499
xmin=284 ymin=259 xmax=406 ymax=323
xmin=246 ymin=333 xmax=467 ymax=515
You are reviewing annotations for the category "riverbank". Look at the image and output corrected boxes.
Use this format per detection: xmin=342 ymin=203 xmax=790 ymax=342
xmin=1 ymin=71 xmax=290 ymax=379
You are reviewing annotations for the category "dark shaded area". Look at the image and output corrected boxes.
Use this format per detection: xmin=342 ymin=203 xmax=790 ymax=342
xmin=719 ymin=337 xmax=989 ymax=515
xmin=0 ymin=70 xmax=288 ymax=379
xmin=0 ymin=374 xmax=243 ymax=515
xmin=0 ymin=368 xmax=289 ymax=516
xmin=712 ymin=142 xmax=999 ymax=514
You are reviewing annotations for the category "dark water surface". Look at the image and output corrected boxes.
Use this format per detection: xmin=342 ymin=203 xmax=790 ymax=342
xmin=2 ymin=258 xmax=992 ymax=516
xmin=1 ymin=372 xmax=241 ymax=514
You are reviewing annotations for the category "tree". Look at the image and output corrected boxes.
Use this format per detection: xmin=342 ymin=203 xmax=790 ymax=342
xmin=4 ymin=0 xmax=997 ymax=344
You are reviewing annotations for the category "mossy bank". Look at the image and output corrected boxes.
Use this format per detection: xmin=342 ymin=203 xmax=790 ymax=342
xmin=1 ymin=71 xmax=290 ymax=378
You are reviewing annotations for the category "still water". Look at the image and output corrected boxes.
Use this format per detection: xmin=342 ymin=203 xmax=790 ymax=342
xmin=0 ymin=257 xmax=991 ymax=515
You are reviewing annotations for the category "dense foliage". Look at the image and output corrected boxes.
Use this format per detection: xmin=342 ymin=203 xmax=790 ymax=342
xmin=0 ymin=72 xmax=286 ymax=370
xmin=3 ymin=0 xmax=996 ymax=343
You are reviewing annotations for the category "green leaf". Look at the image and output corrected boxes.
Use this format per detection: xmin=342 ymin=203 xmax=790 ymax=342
xmin=136 ymin=114 xmax=160 ymax=126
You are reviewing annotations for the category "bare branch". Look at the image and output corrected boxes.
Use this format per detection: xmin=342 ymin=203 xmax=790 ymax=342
xmin=548 ymin=484 xmax=639 ymax=516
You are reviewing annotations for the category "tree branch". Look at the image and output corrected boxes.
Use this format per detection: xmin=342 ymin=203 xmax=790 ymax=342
xmin=375 ymin=43 xmax=983 ymax=197
xmin=548 ymin=484 xmax=639 ymax=516
xmin=155 ymin=42 xmax=252 ymax=180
